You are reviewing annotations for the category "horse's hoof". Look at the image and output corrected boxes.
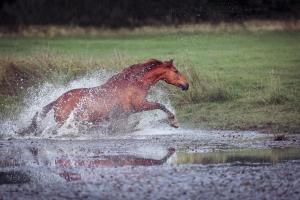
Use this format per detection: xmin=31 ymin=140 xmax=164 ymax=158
xmin=169 ymin=118 xmax=180 ymax=128
xmin=16 ymin=126 xmax=36 ymax=136
xmin=171 ymin=122 xmax=180 ymax=128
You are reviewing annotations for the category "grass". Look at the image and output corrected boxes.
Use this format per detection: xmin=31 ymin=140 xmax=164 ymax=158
xmin=0 ymin=27 xmax=299 ymax=134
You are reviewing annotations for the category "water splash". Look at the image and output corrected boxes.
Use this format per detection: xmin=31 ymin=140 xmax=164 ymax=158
xmin=0 ymin=70 xmax=175 ymax=139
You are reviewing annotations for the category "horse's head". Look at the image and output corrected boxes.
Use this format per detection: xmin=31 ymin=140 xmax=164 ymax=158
xmin=159 ymin=59 xmax=189 ymax=91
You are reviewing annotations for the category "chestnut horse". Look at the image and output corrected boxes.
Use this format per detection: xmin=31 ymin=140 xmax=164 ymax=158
xmin=21 ymin=59 xmax=189 ymax=134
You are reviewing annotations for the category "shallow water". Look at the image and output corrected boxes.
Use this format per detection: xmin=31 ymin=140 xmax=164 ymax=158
xmin=1 ymin=147 xmax=300 ymax=184
xmin=0 ymin=129 xmax=300 ymax=199
xmin=174 ymin=147 xmax=300 ymax=165
xmin=0 ymin=129 xmax=299 ymax=179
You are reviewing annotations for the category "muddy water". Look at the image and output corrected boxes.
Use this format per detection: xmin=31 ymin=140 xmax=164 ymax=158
xmin=0 ymin=129 xmax=300 ymax=199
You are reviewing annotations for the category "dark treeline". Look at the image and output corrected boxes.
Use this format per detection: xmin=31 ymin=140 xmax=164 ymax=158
xmin=1 ymin=0 xmax=299 ymax=28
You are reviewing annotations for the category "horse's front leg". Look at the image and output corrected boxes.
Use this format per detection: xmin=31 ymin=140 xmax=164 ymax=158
xmin=137 ymin=101 xmax=179 ymax=128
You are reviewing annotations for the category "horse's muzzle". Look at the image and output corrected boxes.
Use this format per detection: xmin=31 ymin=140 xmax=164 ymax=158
xmin=180 ymin=83 xmax=189 ymax=91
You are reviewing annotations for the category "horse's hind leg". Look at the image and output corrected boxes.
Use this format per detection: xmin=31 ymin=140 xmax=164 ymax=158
xmin=121 ymin=117 xmax=140 ymax=132
xmin=50 ymin=123 xmax=64 ymax=135
xmin=17 ymin=112 xmax=39 ymax=135
xmin=17 ymin=100 xmax=57 ymax=136
xmin=129 ymin=120 xmax=140 ymax=131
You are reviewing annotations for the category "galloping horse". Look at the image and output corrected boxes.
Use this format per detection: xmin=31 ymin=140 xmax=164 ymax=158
xmin=22 ymin=59 xmax=189 ymax=134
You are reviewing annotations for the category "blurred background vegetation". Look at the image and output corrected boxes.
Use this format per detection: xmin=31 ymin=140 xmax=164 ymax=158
xmin=0 ymin=0 xmax=299 ymax=28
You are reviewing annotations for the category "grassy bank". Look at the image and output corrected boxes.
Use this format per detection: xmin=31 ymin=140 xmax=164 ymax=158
xmin=0 ymin=29 xmax=299 ymax=134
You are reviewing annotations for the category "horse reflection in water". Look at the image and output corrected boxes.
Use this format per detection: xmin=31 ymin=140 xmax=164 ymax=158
xmin=57 ymin=148 xmax=176 ymax=181
xmin=20 ymin=59 xmax=189 ymax=134
xmin=56 ymin=148 xmax=176 ymax=168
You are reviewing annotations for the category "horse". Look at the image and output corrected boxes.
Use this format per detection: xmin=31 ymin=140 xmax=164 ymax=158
xmin=20 ymin=59 xmax=189 ymax=134
xmin=57 ymin=147 xmax=176 ymax=181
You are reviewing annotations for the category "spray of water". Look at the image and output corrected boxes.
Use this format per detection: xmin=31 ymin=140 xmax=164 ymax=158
xmin=0 ymin=70 xmax=176 ymax=139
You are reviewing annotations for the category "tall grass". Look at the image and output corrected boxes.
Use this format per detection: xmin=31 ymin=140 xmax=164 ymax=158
xmin=171 ymin=67 xmax=234 ymax=105
xmin=0 ymin=51 xmax=138 ymax=96
xmin=0 ymin=54 xmax=84 ymax=95
xmin=0 ymin=55 xmax=291 ymax=108
xmin=256 ymin=70 xmax=289 ymax=105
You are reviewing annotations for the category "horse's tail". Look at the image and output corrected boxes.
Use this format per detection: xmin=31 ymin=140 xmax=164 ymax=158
xmin=17 ymin=100 xmax=56 ymax=135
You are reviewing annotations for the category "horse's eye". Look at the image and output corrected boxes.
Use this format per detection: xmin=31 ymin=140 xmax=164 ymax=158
xmin=174 ymin=70 xmax=179 ymax=73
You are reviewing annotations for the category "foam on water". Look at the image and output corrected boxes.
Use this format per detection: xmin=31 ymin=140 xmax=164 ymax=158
xmin=0 ymin=70 xmax=176 ymax=139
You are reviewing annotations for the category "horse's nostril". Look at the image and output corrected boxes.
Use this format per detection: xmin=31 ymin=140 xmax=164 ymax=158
xmin=181 ymin=83 xmax=189 ymax=91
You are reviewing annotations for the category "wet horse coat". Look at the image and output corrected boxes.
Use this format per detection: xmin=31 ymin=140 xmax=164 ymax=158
xmin=23 ymin=59 xmax=189 ymax=134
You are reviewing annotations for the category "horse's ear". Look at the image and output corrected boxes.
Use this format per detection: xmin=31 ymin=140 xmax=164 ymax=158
xmin=165 ymin=59 xmax=173 ymax=67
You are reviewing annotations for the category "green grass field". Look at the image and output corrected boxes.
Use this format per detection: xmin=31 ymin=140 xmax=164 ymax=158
xmin=0 ymin=29 xmax=299 ymax=134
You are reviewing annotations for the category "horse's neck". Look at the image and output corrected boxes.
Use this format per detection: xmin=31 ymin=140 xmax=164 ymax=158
xmin=140 ymin=70 xmax=164 ymax=89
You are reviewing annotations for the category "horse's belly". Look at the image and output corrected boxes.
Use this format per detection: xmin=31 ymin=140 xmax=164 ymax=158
xmin=75 ymin=99 xmax=123 ymax=123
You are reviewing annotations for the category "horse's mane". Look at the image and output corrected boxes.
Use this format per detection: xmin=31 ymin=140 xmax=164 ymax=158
xmin=122 ymin=59 xmax=163 ymax=77
xmin=107 ymin=59 xmax=163 ymax=83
